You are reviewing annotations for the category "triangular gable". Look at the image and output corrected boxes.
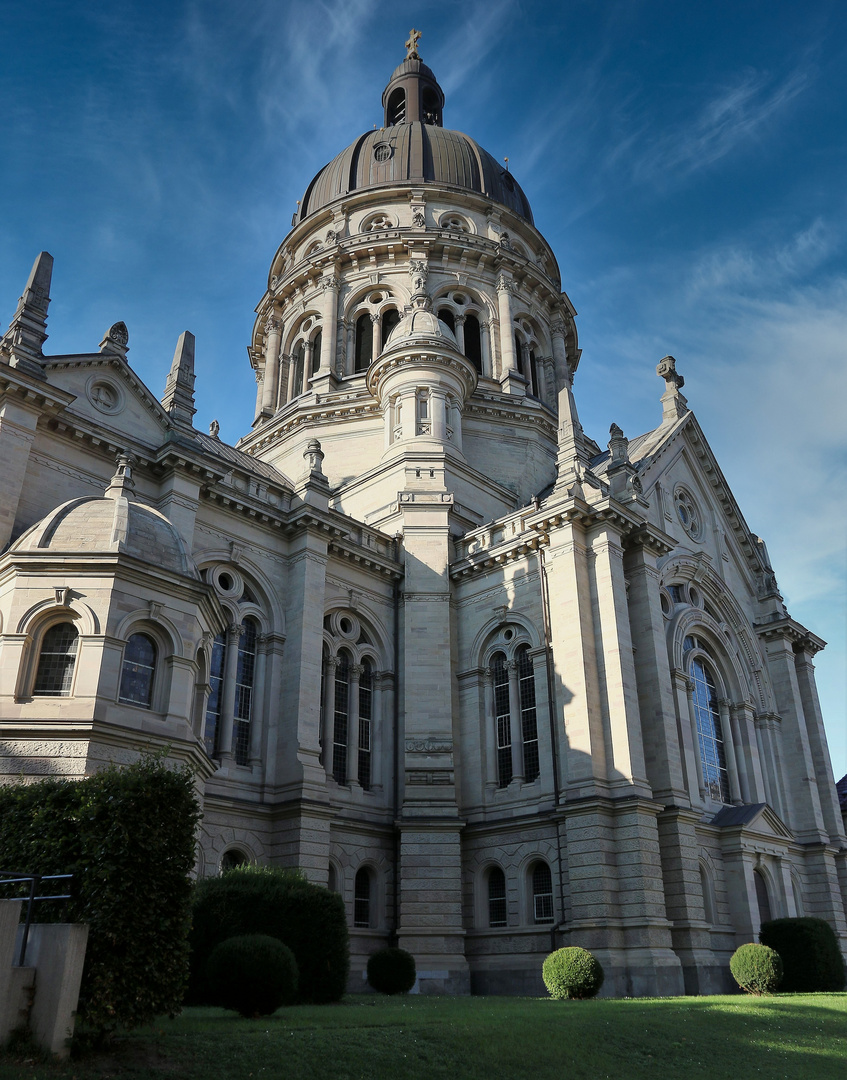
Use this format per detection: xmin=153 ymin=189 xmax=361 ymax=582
xmin=711 ymin=802 xmax=792 ymax=840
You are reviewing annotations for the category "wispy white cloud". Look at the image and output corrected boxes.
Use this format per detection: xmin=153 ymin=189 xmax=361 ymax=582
xmin=630 ymin=67 xmax=810 ymax=183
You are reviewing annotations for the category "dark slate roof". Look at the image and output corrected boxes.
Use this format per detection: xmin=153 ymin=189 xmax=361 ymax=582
xmin=710 ymin=803 xmax=768 ymax=828
xmin=193 ymin=430 xmax=291 ymax=488
xmin=298 ymin=123 xmax=533 ymax=224
xmin=837 ymin=774 xmax=847 ymax=811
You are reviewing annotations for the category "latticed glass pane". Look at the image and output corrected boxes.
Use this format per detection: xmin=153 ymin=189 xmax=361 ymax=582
xmin=33 ymin=622 xmax=79 ymax=696
xmin=354 ymin=868 xmax=371 ymax=927
xmin=689 ymin=657 xmax=730 ymax=802
xmin=204 ymin=632 xmax=227 ymax=755
xmin=492 ymin=653 xmax=512 ymax=788
xmin=358 ymin=660 xmax=373 ymax=791
xmin=532 ymin=862 xmax=554 ymax=923
xmin=518 ymin=646 xmax=539 ymax=781
xmin=333 ymin=651 xmax=350 ymax=784
xmin=234 ymin=619 xmax=257 ymax=765
xmin=488 ymin=867 xmax=507 ymax=927
xmin=119 ymin=633 xmax=156 ymax=707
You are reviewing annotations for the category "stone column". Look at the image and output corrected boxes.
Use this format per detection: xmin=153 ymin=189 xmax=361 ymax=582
xmin=303 ymin=339 xmax=314 ymax=385
xmin=371 ymin=672 xmax=383 ymax=790
xmin=371 ymin=313 xmax=382 ymax=361
xmin=277 ymin=354 xmax=290 ymax=409
xmin=346 ymin=321 xmax=355 ymax=377
xmin=400 ymin=387 xmax=418 ymax=440
xmin=731 ymin=701 xmax=766 ymax=803
xmin=319 ymin=273 xmax=340 ymax=375
xmin=451 ymin=399 xmax=463 ymax=452
xmin=261 ymin=316 xmax=282 ymax=413
xmin=496 ymin=273 xmax=521 ymax=394
xmin=794 ymin=643 xmax=846 ymax=840
xmin=321 ymin=655 xmax=337 ymax=778
xmin=217 ymin=623 xmax=243 ymax=766
xmin=248 ymin=635 xmax=269 ymax=768
xmin=454 ymin=314 xmax=466 ymax=353
xmin=684 ymin=675 xmax=708 ymax=801
xmin=430 ymin=388 xmax=448 ymax=441
xmin=551 ymin=320 xmax=568 ymax=391
xmin=480 ymin=321 xmax=492 ymax=377
xmin=507 ymin=660 xmax=524 ymax=783
xmin=717 ymin=699 xmax=742 ymax=804
xmin=760 ymin=629 xmax=827 ymax=842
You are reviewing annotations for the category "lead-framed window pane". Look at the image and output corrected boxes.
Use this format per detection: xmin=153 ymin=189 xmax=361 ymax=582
xmin=33 ymin=622 xmax=79 ymax=697
xmin=118 ymin=632 xmax=157 ymax=708
xmin=689 ymin=657 xmax=730 ymax=803
xmin=492 ymin=653 xmax=512 ymax=788
xmin=488 ymin=867 xmax=507 ymax=927
xmin=518 ymin=645 xmax=539 ymax=782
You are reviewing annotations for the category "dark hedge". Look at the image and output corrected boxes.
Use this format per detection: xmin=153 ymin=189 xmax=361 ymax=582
xmin=189 ymin=866 xmax=349 ymax=1004
xmin=0 ymin=756 xmax=201 ymax=1043
xmin=206 ymin=934 xmax=298 ymax=1016
xmin=367 ymin=947 xmax=416 ymax=995
xmin=759 ymin=917 xmax=846 ymax=992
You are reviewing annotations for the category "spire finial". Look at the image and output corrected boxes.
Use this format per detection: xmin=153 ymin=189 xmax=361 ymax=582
xmin=105 ymin=452 xmax=136 ymax=500
xmin=405 ymin=27 xmax=421 ymax=59
xmin=1 ymin=251 xmax=54 ymax=373
xmin=162 ymin=331 xmax=197 ymax=426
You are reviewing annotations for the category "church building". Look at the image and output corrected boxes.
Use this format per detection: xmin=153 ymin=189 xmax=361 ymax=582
xmin=1 ymin=36 xmax=845 ymax=996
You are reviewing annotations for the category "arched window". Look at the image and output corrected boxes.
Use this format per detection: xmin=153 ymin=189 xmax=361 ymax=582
xmin=119 ymin=633 xmax=157 ymax=708
xmin=381 ymin=308 xmax=400 ymax=345
xmin=464 ymin=313 xmax=482 ymax=372
xmin=354 ymin=867 xmax=371 ymax=927
xmin=355 ymin=313 xmax=373 ymax=372
xmin=754 ymin=869 xmax=772 ymax=926
xmin=358 ymin=659 xmax=373 ymax=791
xmin=204 ymin=630 xmax=227 ymax=755
xmin=327 ymin=863 xmax=338 ymax=893
xmin=699 ymin=863 xmax=715 ymax=924
xmin=527 ymin=348 xmax=539 ymax=397
xmin=517 ymin=645 xmax=539 ymax=782
xmin=291 ymin=342 xmax=305 ymax=398
xmin=689 ymin=656 xmax=730 ymax=802
xmin=492 ymin=652 xmax=512 ymax=788
xmin=438 ymin=307 xmax=456 ymax=333
xmin=220 ymin=848 xmax=248 ymax=873
xmin=514 ymin=331 xmax=523 ymax=375
xmin=333 ymin=649 xmax=351 ymax=783
xmin=387 ymin=87 xmax=406 ymax=125
xmin=488 ymin=867 xmax=507 ymax=927
xmin=421 ymin=86 xmax=441 ymax=125
xmin=33 ymin=622 xmax=79 ymax=696
xmin=531 ymin=862 xmax=554 ymax=923
xmin=311 ymin=330 xmax=322 ymax=374
xmin=233 ymin=618 xmax=258 ymax=766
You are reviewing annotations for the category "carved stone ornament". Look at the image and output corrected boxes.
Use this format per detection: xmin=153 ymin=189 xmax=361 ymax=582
xmin=405 ymin=737 xmax=453 ymax=753
xmin=107 ymin=321 xmax=129 ymax=347
xmin=657 ymin=354 xmax=684 ymax=391
xmin=209 ymin=419 xmax=220 ymax=437
xmin=412 ymin=209 xmax=426 ymax=227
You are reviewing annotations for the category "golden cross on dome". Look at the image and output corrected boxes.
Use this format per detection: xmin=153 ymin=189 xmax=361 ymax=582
xmin=405 ymin=28 xmax=421 ymax=58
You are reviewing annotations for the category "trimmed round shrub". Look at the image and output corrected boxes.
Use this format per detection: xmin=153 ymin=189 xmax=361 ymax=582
xmin=542 ymin=946 xmax=604 ymax=1000
xmin=206 ymin=934 xmax=298 ymax=1016
xmin=189 ymin=867 xmax=349 ymax=1005
xmin=730 ymin=943 xmax=783 ymax=995
xmin=367 ymin=948 xmax=416 ymax=995
xmin=759 ymin=917 xmax=846 ymax=992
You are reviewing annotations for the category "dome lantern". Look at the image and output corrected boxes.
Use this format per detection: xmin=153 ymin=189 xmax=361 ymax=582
xmin=382 ymin=30 xmax=444 ymax=127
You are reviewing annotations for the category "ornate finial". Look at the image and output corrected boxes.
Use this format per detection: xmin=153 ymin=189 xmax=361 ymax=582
xmin=609 ymin=423 xmax=624 ymax=439
xmin=209 ymin=419 xmax=220 ymax=438
xmin=1 ymin=251 xmax=54 ymax=372
xmin=303 ymin=438 xmax=326 ymax=477
xmin=162 ymin=331 xmax=196 ymax=425
xmin=105 ymin=452 xmax=136 ymax=500
xmin=405 ymin=27 xmax=421 ymax=59
xmin=656 ymin=355 xmax=689 ymax=424
xmin=656 ymin=355 xmax=684 ymax=392
xmin=99 ymin=321 xmax=129 ymax=357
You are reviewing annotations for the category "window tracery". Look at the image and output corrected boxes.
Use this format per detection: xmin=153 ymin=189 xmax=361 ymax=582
xmin=687 ymin=647 xmax=730 ymax=803
xmin=119 ymin=632 xmax=157 ymax=708
xmin=33 ymin=622 xmax=79 ymax=697
xmin=485 ymin=629 xmax=541 ymax=789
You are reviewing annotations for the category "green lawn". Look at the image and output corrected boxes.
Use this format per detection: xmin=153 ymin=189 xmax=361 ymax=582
xmin=2 ymin=994 xmax=846 ymax=1080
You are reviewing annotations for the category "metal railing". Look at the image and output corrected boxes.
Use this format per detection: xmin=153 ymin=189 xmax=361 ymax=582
xmin=0 ymin=872 xmax=73 ymax=966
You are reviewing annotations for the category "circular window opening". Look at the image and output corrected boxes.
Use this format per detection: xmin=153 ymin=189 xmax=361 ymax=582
xmin=453 ymin=294 xmax=466 ymax=306
xmin=374 ymin=144 xmax=392 ymax=162
xmin=675 ymin=488 xmax=701 ymax=539
xmin=689 ymin=586 xmax=701 ymax=608
xmin=503 ymin=628 xmax=514 ymax=641
xmin=340 ymin=617 xmax=353 ymax=634
xmin=370 ymin=293 xmax=383 ymax=304
xmin=218 ymin=573 xmax=233 ymax=592
xmin=660 ymin=593 xmax=671 ymax=616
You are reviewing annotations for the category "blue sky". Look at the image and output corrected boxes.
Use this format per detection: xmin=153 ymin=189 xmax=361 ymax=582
xmin=2 ymin=1 xmax=845 ymax=776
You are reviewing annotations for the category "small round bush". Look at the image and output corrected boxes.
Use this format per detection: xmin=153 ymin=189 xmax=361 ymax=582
xmin=205 ymin=934 xmax=298 ymax=1016
xmin=367 ymin=947 xmax=417 ymax=995
xmin=730 ymin=943 xmax=783 ymax=995
xmin=542 ymin=946 xmax=604 ymax=1000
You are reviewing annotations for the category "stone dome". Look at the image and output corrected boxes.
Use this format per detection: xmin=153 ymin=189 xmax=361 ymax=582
xmin=384 ymin=306 xmax=459 ymax=350
xmin=12 ymin=495 xmax=197 ymax=578
xmin=298 ymin=124 xmax=533 ymax=224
